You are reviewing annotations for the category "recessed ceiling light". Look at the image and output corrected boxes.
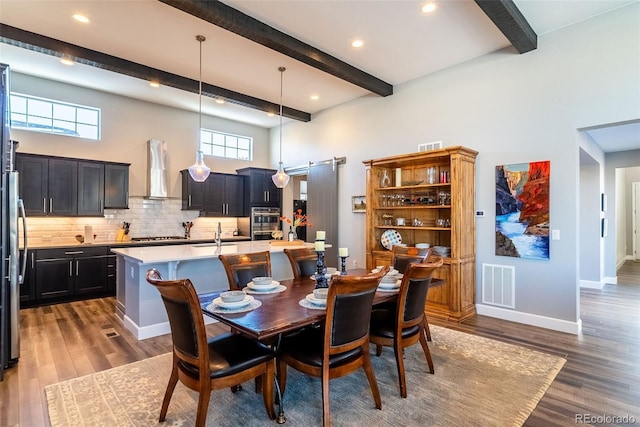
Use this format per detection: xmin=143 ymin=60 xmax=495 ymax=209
xmin=60 ymin=57 xmax=74 ymax=66
xmin=310 ymin=95 xmax=319 ymax=101
xmin=421 ymin=3 xmax=437 ymax=14
xmin=72 ymin=14 xmax=90 ymax=23
xmin=215 ymin=98 xmax=225 ymax=104
xmin=149 ymin=81 xmax=160 ymax=88
xmin=351 ymin=39 xmax=364 ymax=48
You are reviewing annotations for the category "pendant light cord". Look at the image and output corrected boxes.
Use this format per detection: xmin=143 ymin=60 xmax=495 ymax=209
xmin=279 ymin=66 xmax=285 ymax=165
xmin=197 ymin=35 xmax=205 ymax=136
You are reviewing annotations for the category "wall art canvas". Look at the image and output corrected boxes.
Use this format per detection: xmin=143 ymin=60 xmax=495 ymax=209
xmin=495 ymin=161 xmax=550 ymax=260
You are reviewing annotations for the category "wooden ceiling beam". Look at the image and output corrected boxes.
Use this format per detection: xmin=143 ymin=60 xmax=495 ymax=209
xmin=158 ymin=0 xmax=394 ymax=97
xmin=0 ymin=24 xmax=311 ymax=122
xmin=475 ymin=0 xmax=537 ymax=53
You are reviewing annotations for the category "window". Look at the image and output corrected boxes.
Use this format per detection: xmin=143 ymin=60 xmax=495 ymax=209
xmin=10 ymin=93 xmax=101 ymax=140
xmin=200 ymin=129 xmax=252 ymax=160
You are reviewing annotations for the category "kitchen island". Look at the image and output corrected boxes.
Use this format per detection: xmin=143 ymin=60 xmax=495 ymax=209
xmin=111 ymin=241 xmax=311 ymax=340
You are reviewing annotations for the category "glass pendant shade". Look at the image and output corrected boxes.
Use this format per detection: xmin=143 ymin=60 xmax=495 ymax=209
xmin=272 ymin=162 xmax=290 ymax=188
xmin=188 ymin=150 xmax=211 ymax=182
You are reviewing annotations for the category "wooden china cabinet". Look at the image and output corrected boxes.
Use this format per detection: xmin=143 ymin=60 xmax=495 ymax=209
xmin=363 ymin=146 xmax=478 ymax=322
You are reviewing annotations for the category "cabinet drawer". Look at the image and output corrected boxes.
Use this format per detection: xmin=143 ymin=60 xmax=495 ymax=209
xmin=37 ymin=246 xmax=108 ymax=259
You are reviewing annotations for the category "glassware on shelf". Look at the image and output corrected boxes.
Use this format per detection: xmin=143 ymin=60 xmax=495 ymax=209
xmin=380 ymin=169 xmax=391 ymax=188
xmin=427 ymin=167 xmax=437 ymax=184
xmin=438 ymin=191 xmax=448 ymax=206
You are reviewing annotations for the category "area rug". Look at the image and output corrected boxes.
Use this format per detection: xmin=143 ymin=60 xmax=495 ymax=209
xmin=45 ymin=326 xmax=564 ymax=427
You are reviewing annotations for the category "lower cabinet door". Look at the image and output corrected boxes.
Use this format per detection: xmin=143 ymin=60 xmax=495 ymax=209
xmin=75 ymin=256 xmax=108 ymax=294
xmin=35 ymin=258 xmax=74 ymax=299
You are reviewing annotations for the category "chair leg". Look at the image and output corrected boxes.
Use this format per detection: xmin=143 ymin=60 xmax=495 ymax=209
xmin=375 ymin=343 xmax=382 ymax=357
xmin=262 ymin=361 xmax=276 ymax=420
xmin=255 ymin=375 xmax=263 ymax=393
xmin=393 ymin=341 xmax=408 ymax=398
xmin=321 ymin=363 xmax=331 ymax=427
xmin=419 ymin=327 xmax=435 ymax=374
xmin=424 ymin=316 xmax=432 ymax=342
xmin=195 ymin=386 xmax=212 ymax=427
xmin=362 ymin=344 xmax=382 ymax=410
xmin=159 ymin=363 xmax=179 ymax=422
xmin=276 ymin=358 xmax=288 ymax=396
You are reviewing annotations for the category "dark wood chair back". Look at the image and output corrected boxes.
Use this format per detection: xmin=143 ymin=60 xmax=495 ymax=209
xmin=145 ymin=268 xmax=275 ymax=426
xmin=391 ymin=245 xmax=432 ymax=274
xmin=218 ymin=251 xmax=272 ymax=290
xmin=369 ymin=258 xmax=443 ymax=398
xmin=283 ymin=247 xmax=318 ymax=280
xmin=277 ymin=266 xmax=389 ymax=426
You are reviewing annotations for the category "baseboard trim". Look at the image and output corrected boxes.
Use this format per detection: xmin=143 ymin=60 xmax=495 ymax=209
xmin=604 ymin=276 xmax=617 ymax=285
xmin=122 ymin=314 xmax=218 ymax=341
xmin=476 ymin=304 xmax=581 ymax=335
xmin=580 ymin=279 xmax=605 ymax=289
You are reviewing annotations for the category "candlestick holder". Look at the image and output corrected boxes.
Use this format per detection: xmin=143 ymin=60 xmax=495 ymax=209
xmin=314 ymin=251 xmax=328 ymax=288
xmin=339 ymin=256 xmax=348 ymax=275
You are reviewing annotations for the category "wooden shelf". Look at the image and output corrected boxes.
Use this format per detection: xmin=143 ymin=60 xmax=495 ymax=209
xmin=363 ymin=146 xmax=478 ymax=322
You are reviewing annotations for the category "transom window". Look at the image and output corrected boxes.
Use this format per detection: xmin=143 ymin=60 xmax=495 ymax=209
xmin=10 ymin=93 xmax=101 ymax=140
xmin=200 ymin=128 xmax=252 ymax=160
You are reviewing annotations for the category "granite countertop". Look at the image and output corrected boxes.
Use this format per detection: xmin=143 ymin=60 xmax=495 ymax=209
xmin=27 ymin=236 xmax=251 ymax=250
xmin=110 ymin=241 xmax=313 ymax=264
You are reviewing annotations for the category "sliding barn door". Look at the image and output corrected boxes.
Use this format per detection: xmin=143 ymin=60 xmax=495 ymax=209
xmin=307 ymin=161 xmax=339 ymax=265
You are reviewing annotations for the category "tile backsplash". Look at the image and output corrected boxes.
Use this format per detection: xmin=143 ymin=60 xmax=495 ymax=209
xmin=24 ymin=197 xmax=242 ymax=246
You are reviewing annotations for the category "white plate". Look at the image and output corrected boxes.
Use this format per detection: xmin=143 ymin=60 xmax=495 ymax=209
xmin=378 ymin=280 xmax=401 ymax=289
xmin=306 ymin=293 xmax=327 ymax=306
xmin=380 ymin=229 xmax=402 ymax=250
xmin=247 ymin=280 xmax=280 ymax=291
xmin=213 ymin=295 xmax=254 ymax=309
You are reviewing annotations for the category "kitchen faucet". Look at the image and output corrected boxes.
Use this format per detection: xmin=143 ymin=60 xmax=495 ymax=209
xmin=216 ymin=222 xmax=222 ymax=249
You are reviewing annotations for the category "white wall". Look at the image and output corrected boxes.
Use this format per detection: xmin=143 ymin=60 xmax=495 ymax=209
xmin=579 ymin=163 xmax=601 ymax=284
xmin=273 ymin=4 xmax=640 ymax=331
xmin=9 ymin=73 xmax=273 ymax=198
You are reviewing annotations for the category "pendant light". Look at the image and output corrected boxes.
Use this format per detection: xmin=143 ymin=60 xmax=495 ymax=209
xmin=188 ymin=35 xmax=211 ymax=182
xmin=271 ymin=66 xmax=290 ymax=188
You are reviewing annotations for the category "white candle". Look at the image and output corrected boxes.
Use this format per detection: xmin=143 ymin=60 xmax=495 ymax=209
xmin=338 ymin=247 xmax=348 ymax=257
xmin=316 ymin=230 xmax=326 ymax=240
xmin=315 ymin=241 xmax=325 ymax=251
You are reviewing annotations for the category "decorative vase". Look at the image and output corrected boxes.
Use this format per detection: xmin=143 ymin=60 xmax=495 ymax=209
xmin=380 ymin=169 xmax=391 ymax=188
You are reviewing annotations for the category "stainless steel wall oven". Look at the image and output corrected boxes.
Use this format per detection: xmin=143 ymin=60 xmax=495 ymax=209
xmin=249 ymin=207 xmax=281 ymax=240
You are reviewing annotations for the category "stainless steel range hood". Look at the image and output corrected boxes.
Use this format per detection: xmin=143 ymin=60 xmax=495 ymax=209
xmin=147 ymin=139 xmax=168 ymax=199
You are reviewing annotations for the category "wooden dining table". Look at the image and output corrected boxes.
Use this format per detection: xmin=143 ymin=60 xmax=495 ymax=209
xmin=199 ymin=268 xmax=404 ymax=340
xmin=198 ymin=268 xmax=444 ymax=424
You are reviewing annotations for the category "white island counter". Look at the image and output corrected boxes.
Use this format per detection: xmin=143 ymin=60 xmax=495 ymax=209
xmin=111 ymin=241 xmax=310 ymax=340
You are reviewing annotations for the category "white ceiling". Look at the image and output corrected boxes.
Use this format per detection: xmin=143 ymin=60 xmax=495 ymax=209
xmin=1 ymin=0 xmax=637 ymax=152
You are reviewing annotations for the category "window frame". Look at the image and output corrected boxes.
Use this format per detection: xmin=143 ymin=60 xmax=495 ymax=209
xmin=9 ymin=92 xmax=101 ymax=140
xmin=199 ymin=128 xmax=253 ymax=161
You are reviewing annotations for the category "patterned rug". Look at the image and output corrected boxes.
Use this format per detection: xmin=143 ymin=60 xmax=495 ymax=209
xmin=45 ymin=326 xmax=564 ymax=426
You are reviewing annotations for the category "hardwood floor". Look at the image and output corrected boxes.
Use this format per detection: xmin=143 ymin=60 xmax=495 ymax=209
xmin=1 ymin=261 xmax=639 ymax=426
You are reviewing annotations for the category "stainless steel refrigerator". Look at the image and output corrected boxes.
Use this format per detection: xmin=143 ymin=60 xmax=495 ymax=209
xmin=1 ymin=63 xmax=27 ymax=380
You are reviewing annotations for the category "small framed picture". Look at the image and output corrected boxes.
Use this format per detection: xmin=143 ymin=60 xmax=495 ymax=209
xmin=601 ymin=218 xmax=608 ymax=238
xmin=601 ymin=193 xmax=607 ymax=212
xmin=352 ymin=195 xmax=366 ymax=213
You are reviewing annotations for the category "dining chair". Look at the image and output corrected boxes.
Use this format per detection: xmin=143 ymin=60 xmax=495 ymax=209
xmin=283 ymin=247 xmax=318 ymax=280
xmin=218 ymin=251 xmax=272 ymax=290
xmin=369 ymin=260 xmax=442 ymax=398
xmin=145 ymin=269 xmax=276 ymax=427
xmin=276 ymin=266 xmax=389 ymax=427
xmin=391 ymin=245 xmax=432 ymax=274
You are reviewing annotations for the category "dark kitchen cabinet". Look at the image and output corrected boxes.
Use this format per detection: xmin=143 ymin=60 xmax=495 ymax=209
xmin=105 ymin=163 xmax=130 ymax=209
xmin=180 ymin=170 xmax=206 ymax=210
xmin=17 ymin=154 xmax=78 ymax=216
xmin=77 ymin=161 xmax=104 ymax=216
xmin=203 ymin=173 xmax=245 ymax=216
xmin=19 ymin=250 xmax=34 ymax=303
xmin=34 ymin=247 xmax=109 ymax=301
xmin=16 ymin=153 xmax=129 ymax=216
xmin=236 ymin=167 xmax=281 ymax=209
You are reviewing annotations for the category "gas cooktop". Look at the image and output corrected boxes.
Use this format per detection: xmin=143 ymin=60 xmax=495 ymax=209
xmin=131 ymin=236 xmax=186 ymax=242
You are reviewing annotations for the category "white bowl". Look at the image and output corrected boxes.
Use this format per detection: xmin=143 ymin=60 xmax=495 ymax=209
xmin=325 ymin=267 xmax=337 ymax=275
xmin=220 ymin=290 xmax=245 ymax=303
xmin=313 ymin=288 xmax=328 ymax=299
xmin=415 ymin=243 xmax=431 ymax=249
xmin=252 ymin=276 xmax=273 ymax=287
